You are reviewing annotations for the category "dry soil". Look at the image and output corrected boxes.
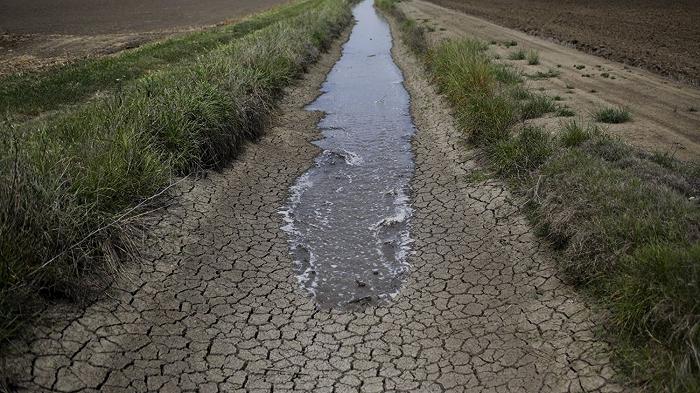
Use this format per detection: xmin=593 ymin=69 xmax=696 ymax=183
xmin=402 ymin=0 xmax=700 ymax=161
xmin=426 ymin=0 xmax=700 ymax=86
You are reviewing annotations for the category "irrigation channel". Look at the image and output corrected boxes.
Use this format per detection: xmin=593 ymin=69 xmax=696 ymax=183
xmin=281 ymin=0 xmax=416 ymax=308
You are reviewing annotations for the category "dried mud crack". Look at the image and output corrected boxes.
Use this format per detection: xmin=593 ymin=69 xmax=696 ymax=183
xmin=2 ymin=5 xmax=625 ymax=392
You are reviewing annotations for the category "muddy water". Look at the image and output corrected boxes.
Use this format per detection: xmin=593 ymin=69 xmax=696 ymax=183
xmin=281 ymin=0 xmax=415 ymax=309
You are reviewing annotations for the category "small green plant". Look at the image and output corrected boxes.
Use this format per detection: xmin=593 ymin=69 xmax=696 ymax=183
xmin=601 ymin=72 xmax=610 ymax=78
xmin=556 ymin=106 xmax=575 ymax=117
xmin=565 ymin=83 xmax=574 ymax=89
xmin=508 ymin=49 xmax=526 ymax=60
xmin=503 ymin=40 xmax=518 ymax=48
xmin=526 ymin=49 xmax=540 ymax=65
xmin=492 ymin=64 xmax=522 ymax=84
xmin=689 ymin=106 xmax=698 ymax=112
xmin=489 ymin=126 xmax=553 ymax=179
xmin=594 ymin=106 xmax=631 ymax=123
xmin=509 ymin=85 xmax=531 ymax=100
xmin=574 ymin=64 xmax=586 ymax=70
xmin=559 ymin=119 xmax=599 ymax=146
xmin=466 ymin=169 xmax=492 ymax=183
xmin=519 ymin=94 xmax=556 ymax=120
xmin=650 ymin=150 xmax=678 ymax=169
xmin=528 ymin=69 xmax=560 ymax=79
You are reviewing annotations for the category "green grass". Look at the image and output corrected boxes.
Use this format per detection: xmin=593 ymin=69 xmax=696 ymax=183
xmin=492 ymin=64 xmax=523 ymax=84
xmin=559 ymin=119 xmax=600 ymax=147
xmin=519 ymin=93 xmax=556 ymax=120
xmin=594 ymin=106 xmax=632 ymax=123
xmin=0 ymin=0 xmax=321 ymax=120
xmin=379 ymin=2 xmax=700 ymax=389
xmin=508 ymin=49 xmax=526 ymax=60
xmin=527 ymin=68 xmax=560 ymax=80
xmin=489 ymin=126 xmax=553 ymax=180
xmin=526 ymin=49 xmax=540 ymax=65
xmin=0 ymin=0 xmax=353 ymax=343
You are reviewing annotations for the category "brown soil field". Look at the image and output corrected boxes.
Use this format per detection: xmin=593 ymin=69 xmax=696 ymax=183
xmin=0 ymin=0 xmax=290 ymax=75
xmin=400 ymin=0 xmax=700 ymax=160
xmin=426 ymin=0 xmax=700 ymax=86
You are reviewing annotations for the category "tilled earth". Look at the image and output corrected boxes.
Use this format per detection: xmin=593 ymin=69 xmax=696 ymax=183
xmin=2 ymin=21 xmax=625 ymax=393
xmin=426 ymin=0 xmax=700 ymax=86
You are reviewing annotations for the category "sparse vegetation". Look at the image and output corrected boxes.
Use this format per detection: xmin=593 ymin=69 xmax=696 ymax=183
xmin=594 ymin=106 xmax=632 ymax=123
xmin=528 ymin=68 xmax=560 ymax=79
xmin=0 ymin=0 xmax=353 ymax=343
xmin=380 ymin=2 xmax=700 ymax=389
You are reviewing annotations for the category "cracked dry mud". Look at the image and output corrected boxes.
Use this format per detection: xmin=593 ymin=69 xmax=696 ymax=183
xmin=2 ymin=9 xmax=626 ymax=393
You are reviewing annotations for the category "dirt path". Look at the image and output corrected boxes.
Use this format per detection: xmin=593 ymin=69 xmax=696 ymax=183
xmin=401 ymin=0 xmax=700 ymax=161
xmin=2 ymin=8 xmax=625 ymax=392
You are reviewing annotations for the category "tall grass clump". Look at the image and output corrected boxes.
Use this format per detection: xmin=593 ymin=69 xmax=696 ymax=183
xmin=0 ymin=0 xmax=353 ymax=342
xmin=428 ymin=39 xmax=516 ymax=145
xmin=380 ymin=2 xmax=700 ymax=390
xmin=0 ymin=0 xmax=323 ymax=120
xmin=559 ymin=119 xmax=600 ymax=147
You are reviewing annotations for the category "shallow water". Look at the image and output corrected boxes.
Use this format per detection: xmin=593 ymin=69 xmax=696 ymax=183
xmin=281 ymin=0 xmax=415 ymax=309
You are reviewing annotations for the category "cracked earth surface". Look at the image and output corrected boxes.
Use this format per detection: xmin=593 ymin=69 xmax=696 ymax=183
xmin=2 ymin=11 xmax=626 ymax=393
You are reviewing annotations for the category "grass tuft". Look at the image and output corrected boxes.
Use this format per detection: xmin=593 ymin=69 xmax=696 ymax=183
xmin=526 ymin=49 xmax=540 ymax=65
xmin=490 ymin=126 xmax=553 ymax=180
xmin=594 ymin=106 xmax=632 ymax=123
xmin=519 ymin=93 xmax=556 ymax=120
xmin=508 ymin=49 xmax=526 ymax=60
xmin=528 ymin=69 xmax=560 ymax=80
xmin=559 ymin=119 xmax=600 ymax=147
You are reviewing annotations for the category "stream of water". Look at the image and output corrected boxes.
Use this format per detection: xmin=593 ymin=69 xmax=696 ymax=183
xmin=281 ymin=0 xmax=415 ymax=309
